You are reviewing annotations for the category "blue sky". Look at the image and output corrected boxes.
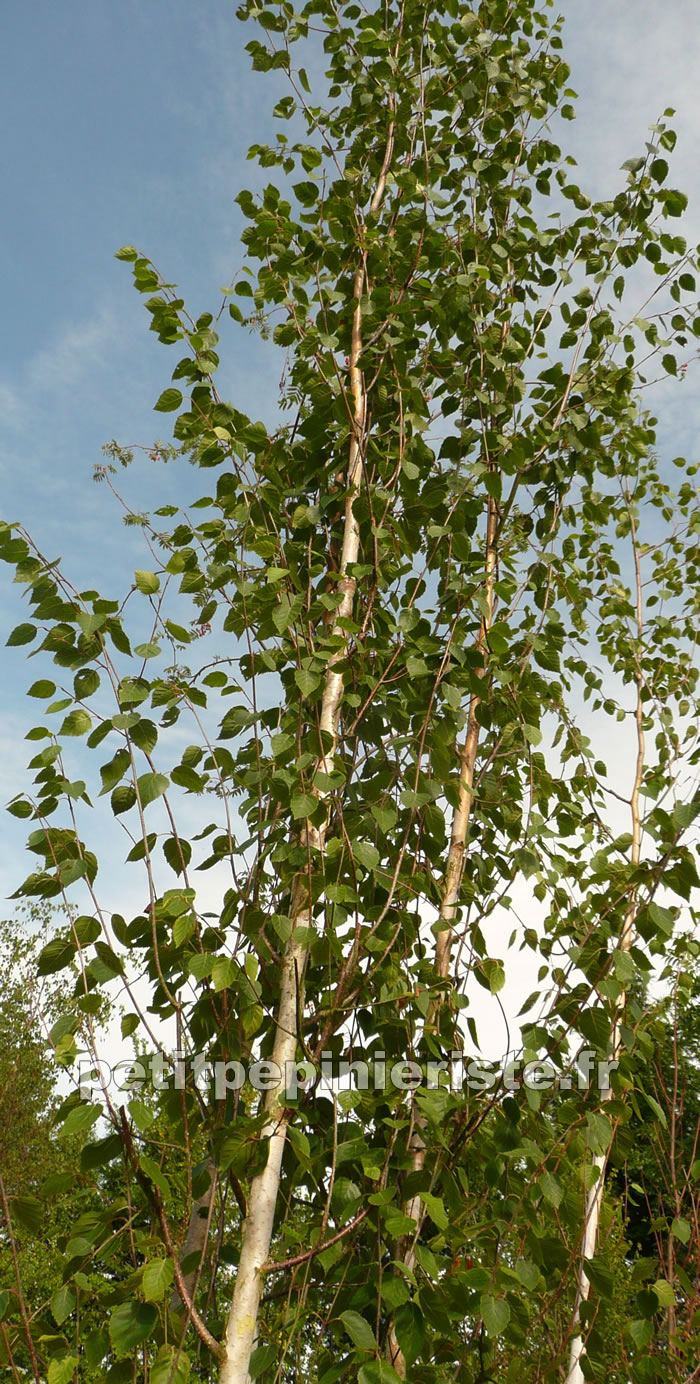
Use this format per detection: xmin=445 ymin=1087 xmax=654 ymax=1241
xmin=2 ymin=0 xmax=698 ymax=576
xmin=2 ymin=0 xmax=699 ymax=606
xmin=2 ymin=1 xmax=700 ymax=1051
xmin=1 ymin=1 xmax=278 ymax=548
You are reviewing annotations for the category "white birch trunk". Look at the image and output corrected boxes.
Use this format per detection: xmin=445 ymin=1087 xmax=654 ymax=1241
xmin=170 ymin=1158 xmax=217 ymax=1315
xmin=218 ymin=121 xmax=395 ymax=1384
xmin=219 ymin=928 xmax=309 ymax=1384
xmin=565 ymin=504 xmax=644 ymax=1383
xmin=387 ymin=498 xmax=497 ymax=1376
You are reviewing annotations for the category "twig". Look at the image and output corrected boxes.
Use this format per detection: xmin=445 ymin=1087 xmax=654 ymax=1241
xmin=118 ymin=1111 xmax=221 ymax=1360
xmin=261 ymin=1207 xmax=369 ymax=1274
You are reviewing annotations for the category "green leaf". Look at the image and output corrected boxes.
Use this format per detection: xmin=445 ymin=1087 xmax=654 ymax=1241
xmin=48 ymin=1360 xmax=80 ymax=1384
xmin=151 ymin=1346 xmax=191 ymax=1384
xmin=626 ymin=1317 xmax=653 ymax=1350
xmin=51 ymin=1282 xmax=77 ymax=1325
xmin=38 ymin=938 xmax=76 ymax=975
xmin=538 ymin=1172 xmax=562 ymax=1208
xmin=413 ymin=1243 xmax=439 ymax=1280
xmin=137 ymin=772 xmax=169 ymax=807
xmin=476 ymin=958 xmax=506 ymax=993
xmin=339 ymin=1310 xmax=376 ymax=1352
xmin=61 ymin=1104 xmax=101 ymax=1139
xmin=653 ymin=1278 xmax=675 ymax=1308
xmin=142 ymin=1257 xmax=175 ymax=1302
xmin=272 ymin=593 xmax=303 ymax=634
xmin=423 ymin=1193 xmax=448 ymax=1230
xmin=130 ymin=718 xmax=158 ymax=753
xmin=357 ymin=1363 xmax=402 ymax=1384
xmin=585 ymin=1257 xmax=615 ymax=1298
xmin=480 ymin=1294 xmax=510 ymax=1336
xmin=613 ymin=949 xmax=636 ymax=983
xmin=664 ymin=188 xmax=687 ymax=216
xmin=119 ymin=677 xmax=150 ymax=706
xmin=353 ymin=840 xmax=380 ymax=872
xmin=134 ymin=569 xmax=161 ymax=594
xmin=514 ymin=1259 xmax=539 ymax=1290
xmin=111 ymin=784 xmax=136 ymax=815
xmin=6 ymin=622 xmax=37 ymax=646
xmin=291 ymin=792 xmax=317 ymax=819
xmin=647 ymin=902 xmax=674 ymax=937
xmin=671 ymin=1217 xmax=691 ymax=1244
xmin=394 ymin=1302 xmax=424 ymax=1365
xmin=212 ymin=956 xmax=237 ymax=991
xmin=371 ymin=803 xmax=397 ymax=833
xmin=76 ymin=612 xmax=106 ymax=639
xmin=140 ymin=1154 xmax=171 ymax=1200
xmin=164 ymin=834 xmax=192 ymax=875
xmin=643 ymin=1092 xmax=667 ymax=1128
xmin=587 ymin=1112 xmax=612 ymax=1152
xmin=94 ymin=940 xmax=124 ymax=975
xmin=28 ymin=679 xmax=57 ymax=697
xmin=129 ymin=1099 xmax=156 ymax=1132
xmin=115 ymin=244 xmax=139 ymax=260
xmin=173 ymin=911 xmax=195 ymax=946
xmin=60 ymin=709 xmax=92 ymax=736
xmin=154 ymin=388 xmax=183 ymax=412
xmin=100 ymin=748 xmax=130 ymax=794
xmin=109 ymin=1300 xmax=158 ymax=1357
xmin=295 ymin=667 xmax=321 ymax=697
xmin=83 ymin=1326 xmax=109 ymax=1368
xmin=242 ymin=1003 xmax=263 ymax=1038
xmin=188 ymin=954 xmax=214 ymax=981
xmin=250 ymin=1344 xmax=278 ymax=1380
xmin=11 ymin=1194 xmax=43 ymax=1234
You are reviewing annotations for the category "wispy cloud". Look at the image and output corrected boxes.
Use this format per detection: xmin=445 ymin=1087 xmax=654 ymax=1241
xmin=0 ymin=301 xmax=127 ymax=438
xmin=26 ymin=307 xmax=117 ymax=399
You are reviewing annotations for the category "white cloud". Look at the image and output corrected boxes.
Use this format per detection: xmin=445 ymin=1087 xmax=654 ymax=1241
xmin=26 ymin=306 xmax=117 ymax=399
xmin=562 ymin=0 xmax=700 ymax=221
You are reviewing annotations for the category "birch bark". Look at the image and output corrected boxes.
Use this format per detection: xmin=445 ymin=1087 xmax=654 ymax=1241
xmin=387 ymin=496 xmax=498 ymax=1377
xmin=218 ymin=121 xmax=395 ymax=1384
xmin=565 ymin=502 xmax=645 ymax=1383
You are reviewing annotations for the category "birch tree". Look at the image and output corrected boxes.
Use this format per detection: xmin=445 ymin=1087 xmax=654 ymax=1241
xmin=2 ymin=1 xmax=700 ymax=1382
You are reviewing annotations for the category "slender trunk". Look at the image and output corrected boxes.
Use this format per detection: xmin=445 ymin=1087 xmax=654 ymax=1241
xmin=218 ymin=916 xmax=311 ymax=1384
xmin=388 ymin=497 xmax=497 ymax=1377
xmin=665 ymin=987 xmax=681 ymax=1351
xmin=218 ymin=123 xmax=395 ymax=1384
xmin=435 ymin=494 xmax=498 ymax=982
xmin=170 ymin=1159 xmax=217 ymax=1315
xmin=0 ymin=1174 xmax=41 ymax=1384
xmin=565 ymin=505 xmax=645 ymax=1384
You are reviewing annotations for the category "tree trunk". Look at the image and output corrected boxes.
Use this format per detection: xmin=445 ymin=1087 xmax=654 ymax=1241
xmin=218 ymin=119 xmax=395 ymax=1384
xmin=388 ymin=496 xmax=497 ymax=1376
xmin=566 ymin=499 xmax=645 ymax=1382
xmin=170 ymin=1159 xmax=217 ymax=1315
